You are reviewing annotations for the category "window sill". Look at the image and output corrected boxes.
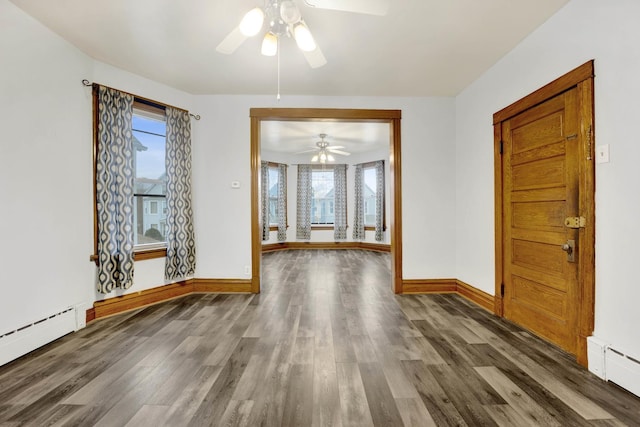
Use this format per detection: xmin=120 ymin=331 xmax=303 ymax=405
xmin=364 ymin=226 xmax=387 ymax=231
xmin=134 ymin=248 xmax=167 ymax=261
xmin=89 ymin=246 xmax=166 ymax=265
xmin=311 ymin=225 xmax=335 ymax=230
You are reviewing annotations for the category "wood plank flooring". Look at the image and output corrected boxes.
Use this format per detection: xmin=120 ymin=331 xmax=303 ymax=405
xmin=1 ymin=249 xmax=639 ymax=426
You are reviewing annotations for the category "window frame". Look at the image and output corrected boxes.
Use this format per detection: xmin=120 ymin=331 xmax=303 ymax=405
xmin=265 ymin=161 xmax=288 ymax=232
xmin=309 ymin=165 xmax=344 ymax=229
xmin=360 ymin=161 xmax=386 ymax=232
xmin=91 ymin=92 xmax=168 ymax=264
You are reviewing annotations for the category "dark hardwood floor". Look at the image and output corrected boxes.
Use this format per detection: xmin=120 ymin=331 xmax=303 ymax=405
xmin=1 ymin=250 xmax=639 ymax=426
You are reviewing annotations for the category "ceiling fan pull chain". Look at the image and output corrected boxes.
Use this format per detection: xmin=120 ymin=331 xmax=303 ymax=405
xmin=277 ymin=37 xmax=281 ymax=101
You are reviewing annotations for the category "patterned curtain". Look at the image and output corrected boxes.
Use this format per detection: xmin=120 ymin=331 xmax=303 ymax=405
xmin=261 ymin=161 xmax=270 ymax=241
xmin=374 ymin=160 xmax=385 ymax=241
xmin=95 ymin=86 xmax=135 ymax=294
xmin=334 ymin=164 xmax=348 ymax=240
xmin=164 ymin=107 xmax=196 ymax=281
xmin=296 ymin=165 xmax=312 ymax=240
xmin=277 ymin=163 xmax=287 ymax=241
xmin=352 ymin=164 xmax=365 ymax=240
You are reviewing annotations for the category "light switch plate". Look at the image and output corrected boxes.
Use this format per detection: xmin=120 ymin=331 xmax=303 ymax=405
xmin=231 ymin=181 xmax=240 ymax=189
xmin=595 ymin=144 xmax=610 ymax=164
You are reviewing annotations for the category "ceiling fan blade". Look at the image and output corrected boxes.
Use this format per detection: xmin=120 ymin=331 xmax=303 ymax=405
xmin=327 ymin=145 xmax=345 ymax=149
xmin=303 ymin=0 xmax=388 ymax=16
xmin=216 ymin=27 xmax=248 ymax=54
xmin=294 ymin=148 xmax=319 ymax=154
xmin=303 ymin=45 xmax=327 ymax=68
xmin=328 ymin=149 xmax=351 ymax=156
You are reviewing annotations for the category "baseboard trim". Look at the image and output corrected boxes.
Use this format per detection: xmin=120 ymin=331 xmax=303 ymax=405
xmin=402 ymin=279 xmax=458 ymax=294
xmin=402 ymin=278 xmax=495 ymax=313
xmin=92 ymin=280 xmax=193 ymax=319
xmin=262 ymin=241 xmax=391 ymax=253
xmin=456 ymin=280 xmax=494 ymax=312
xmin=87 ymin=275 xmax=495 ymax=322
xmin=192 ymin=278 xmax=252 ymax=293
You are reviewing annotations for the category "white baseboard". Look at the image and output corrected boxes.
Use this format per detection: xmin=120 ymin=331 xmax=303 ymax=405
xmin=588 ymin=336 xmax=640 ymax=397
xmin=0 ymin=308 xmax=76 ymax=367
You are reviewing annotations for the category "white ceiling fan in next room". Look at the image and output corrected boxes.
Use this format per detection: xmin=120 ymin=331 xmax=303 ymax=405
xmin=216 ymin=0 xmax=389 ymax=68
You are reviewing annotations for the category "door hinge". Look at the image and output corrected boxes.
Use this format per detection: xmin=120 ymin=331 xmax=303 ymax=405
xmin=564 ymin=216 xmax=586 ymax=229
xmin=499 ymin=140 xmax=504 ymax=154
xmin=500 ymin=283 xmax=505 ymax=297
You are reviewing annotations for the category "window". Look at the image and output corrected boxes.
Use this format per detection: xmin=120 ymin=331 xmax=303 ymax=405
xmin=311 ymin=168 xmax=334 ymax=225
xmin=132 ymin=103 xmax=167 ymax=248
xmin=361 ymin=161 xmax=385 ymax=231
xmin=268 ymin=165 xmax=279 ymax=226
xmin=264 ymin=162 xmax=287 ymax=231
xmin=363 ymin=166 xmax=377 ymax=226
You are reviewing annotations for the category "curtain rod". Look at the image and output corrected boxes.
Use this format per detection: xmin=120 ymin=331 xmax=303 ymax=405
xmin=82 ymin=79 xmax=200 ymax=120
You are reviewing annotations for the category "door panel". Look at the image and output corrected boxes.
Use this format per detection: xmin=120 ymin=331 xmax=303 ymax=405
xmin=503 ymin=88 xmax=580 ymax=354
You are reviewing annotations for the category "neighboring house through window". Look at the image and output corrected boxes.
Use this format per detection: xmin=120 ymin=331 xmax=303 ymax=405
xmin=132 ymin=102 xmax=167 ymax=248
xmin=311 ymin=168 xmax=335 ymax=225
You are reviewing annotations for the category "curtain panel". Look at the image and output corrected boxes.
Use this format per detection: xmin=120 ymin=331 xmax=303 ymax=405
xmin=334 ymin=164 xmax=348 ymax=240
xmin=95 ymin=86 xmax=135 ymax=293
xmin=277 ymin=163 xmax=287 ymax=241
xmin=261 ymin=161 xmax=270 ymax=241
xmin=374 ymin=160 xmax=385 ymax=242
xmin=296 ymin=165 xmax=312 ymax=240
xmin=352 ymin=164 xmax=365 ymax=240
xmin=164 ymin=107 xmax=196 ymax=281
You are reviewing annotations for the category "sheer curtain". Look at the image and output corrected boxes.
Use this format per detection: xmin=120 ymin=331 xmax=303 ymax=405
xmin=277 ymin=163 xmax=287 ymax=241
xmin=95 ymin=85 xmax=135 ymax=293
xmin=352 ymin=164 xmax=365 ymax=240
xmin=374 ymin=160 xmax=385 ymax=242
xmin=296 ymin=165 xmax=312 ymax=240
xmin=261 ymin=161 xmax=270 ymax=241
xmin=164 ymin=107 xmax=196 ymax=281
xmin=334 ymin=164 xmax=348 ymax=240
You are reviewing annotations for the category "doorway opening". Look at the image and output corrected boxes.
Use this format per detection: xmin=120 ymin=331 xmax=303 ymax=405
xmin=250 ymin=108 xmax=402 ymax=294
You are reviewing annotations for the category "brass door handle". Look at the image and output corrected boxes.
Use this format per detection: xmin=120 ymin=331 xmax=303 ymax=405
xmin=561 ymin=240 xmax=576 ymax=262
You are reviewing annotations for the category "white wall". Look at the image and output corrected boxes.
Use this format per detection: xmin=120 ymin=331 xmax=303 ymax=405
xmin=193 ymin=95 xmax=457 ymax=279
xmin=0 ymin=0 xmax=199 ymax=340
xmin=455 ymin=0 xmax=640 ymax=359
xmin=0 ymin=0 xmax=94 ymax=333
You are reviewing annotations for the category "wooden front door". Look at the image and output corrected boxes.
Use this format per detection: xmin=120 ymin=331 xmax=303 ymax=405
xmin=502 ymin=89 xmax=580 ymax=354
xmin=494 ymin=61 xmax=596 ymax=363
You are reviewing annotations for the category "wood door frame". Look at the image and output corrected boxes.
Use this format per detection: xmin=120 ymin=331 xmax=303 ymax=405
xmin=493 ymin=61 xmax=595 ymax=366
xmin=250 ymin=108 xmax=403 ymax=294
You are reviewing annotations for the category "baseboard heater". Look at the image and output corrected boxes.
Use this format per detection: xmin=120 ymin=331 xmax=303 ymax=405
xmin=588 ymin=337 xmax=640 ymax=397
xmin=0 ymin=307 xmax=77 ymax=367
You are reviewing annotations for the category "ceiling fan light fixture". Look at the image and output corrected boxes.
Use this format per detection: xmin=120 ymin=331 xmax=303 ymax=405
xmin=280 ymin=0 xmax=301 ymax=24
xmin=293 ymin=22 xmax=316 ymax=51
xmin=261 ymin=32 xmax=278 ymax=56
xmin=239 ymin=7 xmax=265 ymax=36
xmin=311 ymin=154 xmax=319 ymax=162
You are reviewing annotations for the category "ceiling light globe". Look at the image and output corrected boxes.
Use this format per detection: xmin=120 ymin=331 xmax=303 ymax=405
xmin=261 ymin=32 xmax=278 ymax=56
xmin=327 ymin=154 xmax=335 ymax=162
xmin=280 ymin=1 xmax=301 ymax=24
xmin=239 ymin=8 xmax=264 ymax=36
xmin=311 ymin=155 xmax=319 ymax=162
xmin=293 ymin=22 xmax=316 ymax=51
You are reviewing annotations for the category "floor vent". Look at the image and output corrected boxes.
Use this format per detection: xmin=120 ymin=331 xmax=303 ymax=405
xmin=0 ymin=307 xmax=76 ymax=367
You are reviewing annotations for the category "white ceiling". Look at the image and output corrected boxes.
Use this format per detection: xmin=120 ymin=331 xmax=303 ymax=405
xmin=10 ymin=0 xmax=569 ymax=97
xmin=261 ymin=121 xmax=390 ymax=154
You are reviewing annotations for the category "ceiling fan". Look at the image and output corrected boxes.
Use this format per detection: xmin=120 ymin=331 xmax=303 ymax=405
xmin=216 ymin=0 xmax=389 ymax=68
xmin=296 ymin=133 xmax=351 ymax=163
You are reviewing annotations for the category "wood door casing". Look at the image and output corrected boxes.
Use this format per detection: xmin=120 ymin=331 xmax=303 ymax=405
xmin=494 ymin=61 xmax=595 ymax=366
xmin=502 ymin=89 xmax=580 ymax=354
